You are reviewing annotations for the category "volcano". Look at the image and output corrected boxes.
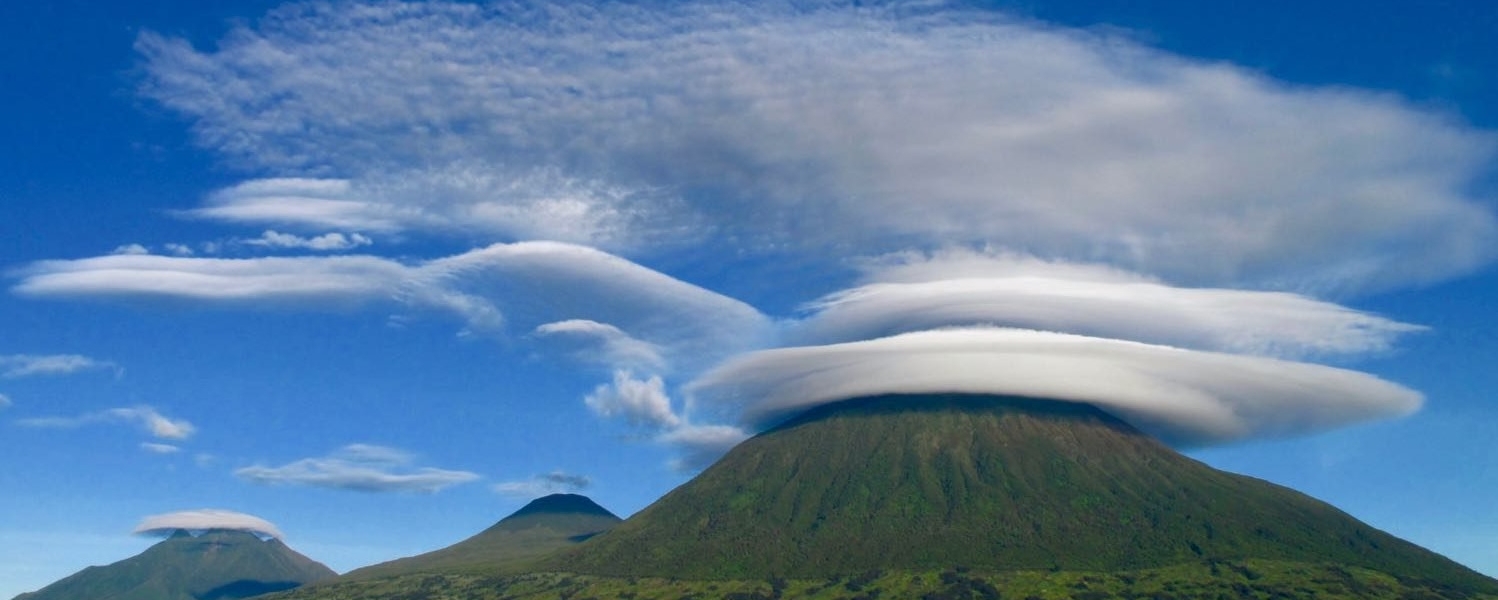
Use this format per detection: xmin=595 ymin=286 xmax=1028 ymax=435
xmin=14 ymin=529 xmax=334 ymax=600
xmin=338 ymin=493 xmax=621 ymax=581
xmin=547 ymin=394 xmax=1496 ymax=592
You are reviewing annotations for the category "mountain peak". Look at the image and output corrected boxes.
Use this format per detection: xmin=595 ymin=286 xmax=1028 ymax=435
xmin=15 ymin=523 xmax=333 ymax=600
xmin=506 ymin=494 xmax=617 ymax=520
xmin=547 ymin=393 xmax=1496 ymax=592
xmin=336 ymin=493 xmax=622 ymax=582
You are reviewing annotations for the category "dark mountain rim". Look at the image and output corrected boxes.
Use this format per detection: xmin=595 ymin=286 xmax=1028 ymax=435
xmin=545 ymin=394 xmax=1497 ymax=592
xmin=14 ymin=529 xmax=335 ymax=600
xmin=335 ymin=493 xmax=622 ymax=581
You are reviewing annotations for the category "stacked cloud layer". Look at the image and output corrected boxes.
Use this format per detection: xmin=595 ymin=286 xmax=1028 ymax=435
xmin=11 ymin=0 xmax=1492 ymax=467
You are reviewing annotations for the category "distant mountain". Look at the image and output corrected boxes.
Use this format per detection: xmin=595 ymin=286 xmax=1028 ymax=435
xmin=337 ymin=493 xmax=621 ymax=581
xmin=14 ymin=529 xmax=335 ymax=600
xmin=547 ymin=394 xmax=1498 ymax=593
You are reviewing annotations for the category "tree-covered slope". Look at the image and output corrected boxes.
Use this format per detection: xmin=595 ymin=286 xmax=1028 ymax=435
xmin=546 ymin=394 xmax=1495 ymax=593
xmin=336 ymin=493 xmax=621 ymax=582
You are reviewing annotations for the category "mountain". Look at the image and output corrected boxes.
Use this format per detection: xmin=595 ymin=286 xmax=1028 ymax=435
xmin=337 ymin=493 xmax=621 ymax=581
xmin=14 ymin=529 xmax=335 ymax=600
xmin=546 ymin=393 xmax=1497 ymax=593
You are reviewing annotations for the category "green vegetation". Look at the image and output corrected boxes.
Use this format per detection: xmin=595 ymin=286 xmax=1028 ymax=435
xmin=335 ymin=494 xmax=621 ymax=581
xmin=543 ymin=394 xmax=1495 ymax=593
xmin=14 ymin=529 xmax=334 ymax=600
xmin=269 ymin=560 xmax=1498 ymax=600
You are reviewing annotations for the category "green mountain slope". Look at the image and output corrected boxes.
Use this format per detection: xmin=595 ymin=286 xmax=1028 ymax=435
xmin=547 ymin=394 xmax=1496 ymax=592
xmin=14 ymin=529 xmax=335 ymax=600
xmin=337 ymin=493 xmax=621 ymax=581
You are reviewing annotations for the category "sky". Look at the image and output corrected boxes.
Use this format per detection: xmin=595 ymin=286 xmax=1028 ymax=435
xmin=3 ymin=0 xmax=1497 ymax=596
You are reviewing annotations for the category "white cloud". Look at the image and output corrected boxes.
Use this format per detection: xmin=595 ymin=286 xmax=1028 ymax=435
xmin=793 ymin=253 xmax=1424 ymax=358
xmin=140 ymin=442 xmax=181 ymax=454
xmin=163 ymin=243 xmax=196 ymax=257
xmin=656 ymin=424 xmax=751 ymax=473
xmin=12 ymin=254 xmax=409 ymax=303
xmin=111 ymin=243 xmax=150 ymax=256
xmin=492 ymin=470 xmax=592 ymax=498
xmin=13 ymin=242 xmax=770 ymax=370
xmin=133 ymin=509 xmax=283 ymax=539
xmin=135 ymin=1 xmax=1495 ymax=292
xmin=585 ymin=370 xmax=680 ymax=430
xmin=234 ymin=444 xmax=480 ymax=493
xmin=243 ymin=230 xmax=373 ymax=252
xmin=17 ymin=405 xmax=195 ymax=440
xmin=535 ymin=319 xmax=666 ymax=370
xmin=0 ymin=393 xmax=10 ymax=409
xmin=688 ymin=328 xmax=1422 ymax=447
xmin=0 ymin=354 xmax=121 ymax=379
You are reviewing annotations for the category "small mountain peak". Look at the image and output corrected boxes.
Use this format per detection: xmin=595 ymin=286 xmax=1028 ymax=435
xmin=507 ymin=494 xmax=617 ymax=520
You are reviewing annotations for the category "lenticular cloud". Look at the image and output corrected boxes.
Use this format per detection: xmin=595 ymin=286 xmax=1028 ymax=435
xmin=689 ymin=328 xmax=1422 ymax=447
xmin=134 ymin=509 xmax=284 ymax=540
xmin=9 ymin=0 xmax=1484 ymax=467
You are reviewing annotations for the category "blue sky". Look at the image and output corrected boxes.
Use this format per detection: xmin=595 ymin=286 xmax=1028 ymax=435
xmin=3 ymin=1 xmax=1497 ymax=596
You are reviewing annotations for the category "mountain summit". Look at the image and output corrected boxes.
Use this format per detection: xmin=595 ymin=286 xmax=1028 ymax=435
xmin=548 ymin=394 xmax=1496 ymax=592
xmin=340 ymin=493 xmax=621 ymax=581
xmin=14 ymin=529 xmax=334 ymax=600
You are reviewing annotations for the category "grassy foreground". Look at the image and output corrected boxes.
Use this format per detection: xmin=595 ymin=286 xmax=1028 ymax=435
xmin=273 ymin=559 xmax=1497 ymax=600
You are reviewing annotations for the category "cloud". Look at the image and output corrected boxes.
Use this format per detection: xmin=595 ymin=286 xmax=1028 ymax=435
xmin=492 ymin=470 xmax=591 ymax=498
xmin=688 ymin=328 xmax=1421 ymax=447
xmin=242 ymin=230 xmax=373 ymax=251
xmin=17 ymin=406 xmax=195 ymax=440
xmin=140 ymin=442 xmax=181 ymax=454
xmin=234 ymin=444 xmax=480 ymax=493
xmin=111 ymin=243 xmax=150 ymax=256
xmin=0 ymin=393 xmax=10 ymax=409
xmin=585 ymin=370 xmax=681 ymax=430
xmin=14 ymin=242 xmax=771 ymax=370
xmin=0 ymin=354 xmax=121 ymax=379
xmin=792 ymin=251 xmax=1425 ymax=359
xmin=657 ymin=424 xmax=752 ymax=472
xmin=134 ymin=1 xmax=1495 ymax=292
xmin=133 ymin=509 xmax=283 ymax=539
xmin=12 ymin=254 xmax=409 ymax=303
xmin=535 ymin=320 xmax=666 ymax=370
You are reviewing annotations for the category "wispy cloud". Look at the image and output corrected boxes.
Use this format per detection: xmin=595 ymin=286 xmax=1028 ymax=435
xmin=234 ymin=444 xmax=480 ymax=493
xmin=135 ymin=1 xmax=1494 ymax=292
xmin=134 ymin=509 xmax=283 ymax=539
xmin=492 ymin=470 xmax=591 ymax=498
xmin=656 ymin=424 xmax=752 ymax=473
xmin=17 ymin=406 xmax=195 ymax=440
xmin=0 ymin=394 xmax=10 ymax=409
xmin=0 ymin=354 xmax=121 ymax=379
xmin=535 ymin=320 xmax=666 ymax=371
xmin=14 ymin=242 xmax=772 ymax=370
xmin=140 ymin=442 xmax=182 ymax=454
xmin=242 ymin=230 xmax=373 ymax=252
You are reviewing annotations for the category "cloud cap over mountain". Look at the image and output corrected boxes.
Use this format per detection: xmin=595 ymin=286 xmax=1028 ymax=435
xmin=133 ymin=509 xmax=284 ymax=540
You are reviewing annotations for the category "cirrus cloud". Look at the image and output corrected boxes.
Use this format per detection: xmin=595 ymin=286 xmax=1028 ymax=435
xmin=17 ymin=406 xmax=195 ymax=440
xmin=134 ymin=0 xmax=1496 ymax=292
xmin=234 ymin=444 xmax=480 ymax=493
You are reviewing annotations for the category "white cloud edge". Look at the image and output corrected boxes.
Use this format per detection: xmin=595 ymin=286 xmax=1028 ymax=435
xmin=133 ymin=509 xmax=284 ymax=540
xmin=233 ymin=443 xmax=481 ymax=493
